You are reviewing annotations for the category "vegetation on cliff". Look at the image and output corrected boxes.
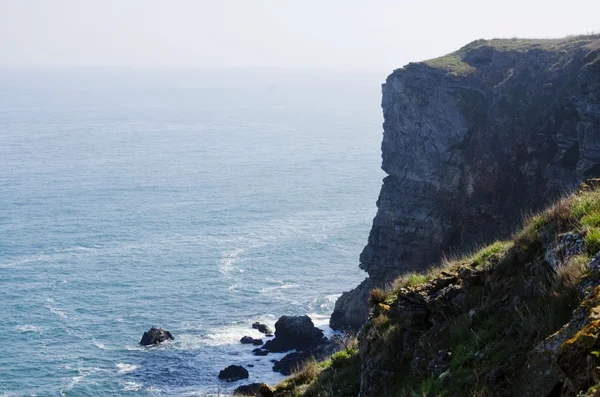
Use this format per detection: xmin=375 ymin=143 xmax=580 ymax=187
xmin=423 ymin=34 xmax=600 ymax=76
xmin=266 ymin=180 xmax=600 ymax=396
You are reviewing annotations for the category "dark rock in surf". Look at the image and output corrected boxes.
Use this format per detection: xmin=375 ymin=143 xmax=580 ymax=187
xmin=252 ymin=322 xmax=273 ymax=335
xmin=262 ymin=315 xmax=326 ymax=353
xmin=241 ymin=336 xmax=264 ymax=345
xmin=272 ymin=351 xmax=313 ymax=375
xmin=139 ymin=327 xmax=174 ymax=346
xmin=218 ymin=365 xmax=249 ymax=382
xmin=253 ymin=348 xmax=269 ymax=356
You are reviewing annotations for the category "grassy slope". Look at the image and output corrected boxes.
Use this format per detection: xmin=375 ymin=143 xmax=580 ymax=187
xmin=272 ymin=179 xmax=600 ymax=397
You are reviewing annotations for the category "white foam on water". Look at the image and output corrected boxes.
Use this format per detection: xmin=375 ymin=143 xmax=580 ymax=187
xmin=121 ymin=381 xmax=143 ymax=391
xmin=17 ymin=325 xmax=43 ymax=334
xmin=259 ymin=284 xmax=300 ymax=293
xmin=218 ymin=248 xmax=244 ymax=275
xmin=308 ymin=313 xmax=339 ymax=340
xmin=116 ymin=363 xmax=139 ymax=374
xmin=93 ymin=340 xmax=107 ymax=350
xmin=123 ymin=344 xmax=146 ymax=351
xmin=61 ymin=366 xmax=102 ymax=393
xmin=45 ymin=303 xmax=67 ymax=319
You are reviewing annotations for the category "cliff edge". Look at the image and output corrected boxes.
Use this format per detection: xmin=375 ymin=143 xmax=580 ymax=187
xmin=331 ymin=35 xmax=600 ymax=331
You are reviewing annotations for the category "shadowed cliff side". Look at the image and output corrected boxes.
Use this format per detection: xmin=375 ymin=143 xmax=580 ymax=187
xmin=331 ymin=35 xmax=600 ymax=331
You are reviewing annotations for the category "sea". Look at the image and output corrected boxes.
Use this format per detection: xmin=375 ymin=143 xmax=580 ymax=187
xmin=0 ymin=68 xmax=384 ymax=396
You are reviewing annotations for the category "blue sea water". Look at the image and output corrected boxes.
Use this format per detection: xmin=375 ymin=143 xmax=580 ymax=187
xmin=0 ymin=69 xmax=384 ymax=396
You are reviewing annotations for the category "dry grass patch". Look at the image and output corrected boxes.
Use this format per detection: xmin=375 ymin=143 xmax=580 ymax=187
xmin=369 ymin=287 xmax=387 ymax=307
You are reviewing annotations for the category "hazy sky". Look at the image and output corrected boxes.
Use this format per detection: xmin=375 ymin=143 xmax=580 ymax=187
xmin=1 ymin=0 xmax=598 ymax=73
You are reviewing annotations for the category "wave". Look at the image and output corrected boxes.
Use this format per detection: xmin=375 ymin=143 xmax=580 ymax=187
xmin=93 ymin=340 xmax=107 ymax=350
xmin=46 ymin=303 xmax=67 ymax=319
xmin=116 ymin=363 xmax=139 ymax=374
xmin=17 ymin=324 xmax=43 ymax=334
xmin=259 ymin=283 xmax=300 ymax=293
xmin=218 ymin=248 xmax=244 ymax=275
xmin=122 ymin=381 xmax=143 ymax=391
xmin=60 ymin=365 xmax=102 ymax=395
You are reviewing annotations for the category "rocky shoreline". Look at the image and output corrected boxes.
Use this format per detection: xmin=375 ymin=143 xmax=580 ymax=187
xmin=139 ymin=315 xmax=344 ymax=395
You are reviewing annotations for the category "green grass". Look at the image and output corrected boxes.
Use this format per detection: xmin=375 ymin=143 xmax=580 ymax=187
xmin=470 ymin=240 xmax=513 ymax=268
xmin=586 ymin=229 xmax=600 ymax=255
xmin=422 ymin=34 xmax=600 ymax=76
xmin=582 ymin=212 xmax=600 ymax=228
xmin=423 ymin=53 xmax=474 ymax=76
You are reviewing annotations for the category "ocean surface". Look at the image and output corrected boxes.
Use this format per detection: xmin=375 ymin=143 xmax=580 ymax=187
xmin=0 ymin=69 xmax=384 ymax=396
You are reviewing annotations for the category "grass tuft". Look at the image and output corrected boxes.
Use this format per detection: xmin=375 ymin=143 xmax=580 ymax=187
xmin=585 ymin=229 xmax=600 ymax=256
xmin=369 ymin=288 xmax=388 ymax=307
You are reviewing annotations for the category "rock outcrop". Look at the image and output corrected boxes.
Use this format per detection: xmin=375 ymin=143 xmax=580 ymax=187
xmin=332 ymin=35 xmax=600 ymax=330
xmin=139 ymin=327 xmax=174 ymax=346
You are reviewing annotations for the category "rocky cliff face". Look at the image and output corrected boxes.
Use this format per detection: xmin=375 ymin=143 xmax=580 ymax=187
xmin=331 ymin=36 xmax=600 ymax=331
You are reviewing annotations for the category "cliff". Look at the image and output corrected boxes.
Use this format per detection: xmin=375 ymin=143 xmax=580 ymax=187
xmin=331 ymin=35 xmax=600 ymax=331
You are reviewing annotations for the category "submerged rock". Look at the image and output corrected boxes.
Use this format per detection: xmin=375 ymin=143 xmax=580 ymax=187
xmin=262 ymin=315 xmax=325 ymax=353
xmin=252 ymin=322 xmax=273 ymax=335
xmin=218 ymin=365 xmax=249 ymax=382
xmin=139 ymin=327 xmax=173 ymax=346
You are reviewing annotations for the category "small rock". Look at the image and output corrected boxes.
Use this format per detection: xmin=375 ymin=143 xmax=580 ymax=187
xmin=253 ymin=348 xmax=269 ymax=356
xmin=218 ymin=365 xmax=249 ymax=382
xmin=139 ymin=327 xmax=174 ymax=346
xmin=240 ymin=336 xmax=263 ymax=345
xmin=252 ymin=322 xmax=273 ymax=335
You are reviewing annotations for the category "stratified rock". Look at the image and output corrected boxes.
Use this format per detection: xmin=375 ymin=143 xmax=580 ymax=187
xmin=233 ymin=383 xmax=262 ymax=396
xmin=218 ymin=365 xmax=249 ymax=382
xmin=139 ymin=327 xmax=174 ymax=346
xmin=262 ymin=315 xmax=325 ymax=353
xmin=332 ymin=35 xmax=600 ymax=331
xmin=252 ymin=322 xmax=273 ymax=335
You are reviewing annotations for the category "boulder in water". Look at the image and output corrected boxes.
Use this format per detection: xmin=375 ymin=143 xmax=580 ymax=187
xmin=262 ymin=315 xmax=325 ymax=352
xmin=252 ymin=322 xmax=273 ymax=335
xmin=218 ymin=365 xmax=249 ymax=382
xmin=240 ymin=335 xmax=263 ymax=345
xmin=253 ymin=348 xmax=269 ymax=356
xmin=139 ymin=327 xmax=174 ymax=346
xmin=272 ymin=351 xmax=313 ymax=375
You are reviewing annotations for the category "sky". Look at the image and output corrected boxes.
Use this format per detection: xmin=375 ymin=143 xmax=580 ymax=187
xmin=0 ymin=0 xmax=599 ymax=73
